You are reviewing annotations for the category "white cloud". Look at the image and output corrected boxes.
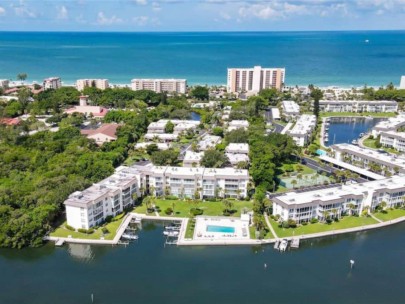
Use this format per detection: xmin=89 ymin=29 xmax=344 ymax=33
xmin=132 ymin=16 xmax=160 ymax=26
xmin=238 ymin=4 xmax=284 ymax=20
xmin=220 ymin=11 xmax=231 ymax=20
xmin=57 ymin=6 xmax=68 ymax=20
xmin=134 ymin=0 xmax=148 ymax=5
xmin=11 ymin=1 xmax=37 ymax=18
xmin=152 ymin=2 xmax=162 ymax=11
xmin=97 ymin=11 xmax=123 ymax=25
xmin=0 ymin=7 xmax=5 ymax=16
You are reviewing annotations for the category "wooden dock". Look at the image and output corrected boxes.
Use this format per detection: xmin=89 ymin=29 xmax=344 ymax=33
xmin=55 ymin=239 xmax=65 ymax=246
xmin=290 ymin=238 xmax=300 ymax=249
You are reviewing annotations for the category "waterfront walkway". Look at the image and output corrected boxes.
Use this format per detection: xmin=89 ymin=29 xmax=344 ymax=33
xmin=264 ymin=213 xmax=279 ymax=240
xmin=46 ymin=213 xmax=405 ymax=247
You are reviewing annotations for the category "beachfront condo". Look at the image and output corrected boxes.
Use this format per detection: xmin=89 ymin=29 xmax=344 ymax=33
xmin=43 ymin=77 xmax=61 ymax=90
xmin=227 ymin=66 xmax=285 ymax=93
xmin=131 ymin=79 xmax=187 ymax=94
xmin=76 ymin=79 xmax=109 ymax=91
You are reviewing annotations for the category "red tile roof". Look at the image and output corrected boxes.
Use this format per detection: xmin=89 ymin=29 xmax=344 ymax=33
xmin=0 ymin=117 xmax=21 ymax=126
xmin=80 ymin=123 xmax=120 ymax=139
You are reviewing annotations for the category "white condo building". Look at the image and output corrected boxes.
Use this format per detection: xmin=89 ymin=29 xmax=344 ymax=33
xmin=287 ymin=114 xmax=317 ymax=147
xmin=65 ymin=166 xmax=140 ymax=230
xmin=183 ymin=151 xmax=204 ymax=167
xmin=76 ymin=79 xmax=109 ymax=91
xmin=379 ymin=131 xmax=405 ymax=152
xmin=64 ymin=165 xmax=250 ymax=229
xmin=227 ymin=66 xmax=285 ymax=93
xmin=372 ymin=114 xmax=405 ymax=137
xmin=197 ymin=134 xmax=222 ymax=151
xmin=319 ymin=100 xmax=398 ymax=113
xmin=0 ymin=79 xmax=9 ymax=89
xmin=227 ymin=120 xmax=249 ymax=131
xmin=272 ymin=176 xmax=405 ymax=223
xmin=131 ymin=79 xmax=187 ymax=94
xmin=282 ymin=100 xmax=300 ymax=118
xmin=330 ymin=143 xmax=405 ymax=176
xmin=43 ymin=77 xmax=61 ymax=90
xmin=147 ymin=119 xmax=199 ymax=135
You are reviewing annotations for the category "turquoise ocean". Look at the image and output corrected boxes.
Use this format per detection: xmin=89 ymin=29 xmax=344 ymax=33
xmin=1 ymin=31 xmax=405 ymax=87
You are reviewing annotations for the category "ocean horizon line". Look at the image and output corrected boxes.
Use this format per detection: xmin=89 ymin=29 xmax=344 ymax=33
xmin=1 ymin=29 xmax=405 ymax=34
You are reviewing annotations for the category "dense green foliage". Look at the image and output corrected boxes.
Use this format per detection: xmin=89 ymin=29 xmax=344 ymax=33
xmin=150 ymin=149 xmax=179 ymax=166
xmin=201 ymin=149 xmax=229 ymax=168
xmin=248 ymin=118 xmax=298 ymax=193
xmin=191 ymin=86 xmax=209 ymax=100
xmin=225 ymin=128 xmax=249 ymax=143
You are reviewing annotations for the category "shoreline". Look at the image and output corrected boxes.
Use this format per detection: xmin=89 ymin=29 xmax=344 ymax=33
xmin=5 ymin=80 xmax=398 ymax=90
xmin=45 ymin=212 xmax=405 ymax=247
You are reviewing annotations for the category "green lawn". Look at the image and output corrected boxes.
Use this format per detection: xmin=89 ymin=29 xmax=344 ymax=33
xmin=269 ymin=216 xmax=378 ymax=238
xmin=373 ymin=209 xmax=405 ymax=222
xmin=280 ymin=163 xmax=315 ymax=175
xmin=363 ymin=138 xmax=378 ymax=149
xmin=185 ymin=218 xmax=196 ymax=239
xmin=363 ymin=138 xmax=400 ymax=155
xmin=135 ymin=198 xmax=253 ymax=218
xmin=50 ymin=213 xmax=127 ymax=240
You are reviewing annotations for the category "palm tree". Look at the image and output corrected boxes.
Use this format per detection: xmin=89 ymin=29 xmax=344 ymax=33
xmin=331 ymin=208 xmax=338 ymax=220
xmin=347 ymin=203 xmax=355 ymax=216
xmin=380 ymin=201 xmax=387 ymax=211
xmin=321 ymin=210 xmax=329 ymax=223
xmin=291 ymin=179 xmax=298 ymax=189
xmin=223 ymin=199 xmax=234 ymax=214
xmin=362 ymin=206 xmax=370 ymax=216
xmin=164 ymin=186 xmax=171 ymax=199
xmin=149 ymin=185 xmax=156 ymax=197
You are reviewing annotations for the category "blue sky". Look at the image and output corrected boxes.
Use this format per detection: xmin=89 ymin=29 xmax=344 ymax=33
xmin=0 ymin=0 xmax=405 ymax=31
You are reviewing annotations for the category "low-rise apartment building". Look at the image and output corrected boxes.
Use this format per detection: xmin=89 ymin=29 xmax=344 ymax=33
xmin=282 ymin=100 xmax=300 ymax=119
xmin=135 ymin=142 xmax=172 ymax=150
xmin=198 ymin=134 xmax=222 ymax=151
xmin=131 ymin=79 xmax=187 ymax=94
xmin=287 ymin=114 xmax=316 ymax=147
xmin=319 ymin=100 xmax=398 ymax=113
xmin=227 ymin=120 xmax=249 ymax=131
xmin=147 ymin=119 xmax=199 ymax=135
xmin=273 ymin=176 xmax=405 ymax=223
xmin=372 ymin=114 xmax=405 ymax=137
xmin=76 ymin=79 xmax=109 ymax=91
xmin=379 ymin=131 xmax=405 ymax=152
xmin=331 ymin=143 xmax=405 ymax=176
xmin=183 ymin=151 xmax=203 ymax=167
xmin=65 ymin=166 xmax=140 ymax=229
xmin=144 ymin=133 xmax=178 ymax=142
xmin=64 ymin=164 xmax=250 ymax=229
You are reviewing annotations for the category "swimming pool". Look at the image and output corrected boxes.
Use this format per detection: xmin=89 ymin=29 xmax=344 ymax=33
xmin=206 ymin=225 xmax=235 ymax=233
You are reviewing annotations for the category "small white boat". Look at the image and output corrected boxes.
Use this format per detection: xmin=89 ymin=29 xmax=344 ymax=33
xmin=122 ymin=233 xmax=139 ymax=240
xmin=131 ymin=217 xmax=142 ymax=224
xmin=163 ymin=231 xmax=179 ymax=237
xmin=324 ymin=138 xmax=329 ymax=142
xmin=274 ymin=240 xmax=280 ymax=250
xmin=359 ymin=133 xmax=364 ymax=137
xmin=279 ymin=239 xmax=288 ymax=252
xmin=164 ymin=225 xmax=181 ymax=231
xmin=352 ymin=139 xmax=358 ymax=145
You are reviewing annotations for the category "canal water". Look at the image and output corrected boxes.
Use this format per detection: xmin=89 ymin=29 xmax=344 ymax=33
xmin=191 ymin=112 xmax=201 ymax=121
xmin=325 ymin=117 xmax=384 ymax=147
xmin=1 ymin=221 xmax=405 ymax=304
